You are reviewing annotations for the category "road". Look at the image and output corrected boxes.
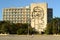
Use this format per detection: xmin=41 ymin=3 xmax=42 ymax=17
xmin=0 ymin=35 xmax=60 ymax=40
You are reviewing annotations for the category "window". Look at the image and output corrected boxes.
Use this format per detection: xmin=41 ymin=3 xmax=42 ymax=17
xmin=9 ymin=9 xmax=11 ymax=11
xmin=6 ymin=9 xmax=8 ymax=11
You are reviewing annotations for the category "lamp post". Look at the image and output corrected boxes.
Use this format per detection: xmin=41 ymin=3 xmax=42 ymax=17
xmin=27 ymin=13 xmax=30 ymax=40
xmin=27 ymin=22 xmax=29 ymax=40
xmin=57 ymin=19 xmax=59 ymax=34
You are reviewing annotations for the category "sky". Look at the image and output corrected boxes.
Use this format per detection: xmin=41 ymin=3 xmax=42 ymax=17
xmin=0 ymin=0 xmax=60 ymax=20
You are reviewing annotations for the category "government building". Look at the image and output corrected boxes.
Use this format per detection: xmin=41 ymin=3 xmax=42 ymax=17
xmin=3 ymin=3 xmax=53 ymax=33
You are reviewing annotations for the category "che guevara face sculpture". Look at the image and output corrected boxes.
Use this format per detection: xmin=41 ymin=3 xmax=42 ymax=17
xmin=32 ymin=6 xmax=44 ymax=29
xmin=32 ymin=6 xmax=44 ymax=19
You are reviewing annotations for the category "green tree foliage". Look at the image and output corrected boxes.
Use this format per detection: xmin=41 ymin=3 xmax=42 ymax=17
xmin=52 ymin=17 xmax=60 ymax=34
xmin=16 ymin=23 xmax=28 ymax=35
xmin=0 ymin=21 xmax=38 ymax=35
xmin=45 ymin=17 xmax=60 ymax=34
xmin=0 ymin=21 xmax=9 ymax=34
xmin=29 ymin=27 xmax=39 ymax=34
xmin=45 ymin=22 xmax=53 ymax=34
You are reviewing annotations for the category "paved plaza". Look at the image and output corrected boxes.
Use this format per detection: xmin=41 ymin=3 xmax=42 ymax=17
xmin=0 ymin=35 xmax=60 ymax=40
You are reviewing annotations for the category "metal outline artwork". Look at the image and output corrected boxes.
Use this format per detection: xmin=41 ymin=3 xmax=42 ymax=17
xmin=32 ymin=6 xmax=44 ymax=30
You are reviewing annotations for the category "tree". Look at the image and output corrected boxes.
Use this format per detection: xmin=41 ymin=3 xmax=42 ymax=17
xmin=52 ymin=17 xmax=60 ymax=34
xmin=0 ymin=21 xmax=39 ymax=35
xmin=16 ymin=23 xmax=28 ymax=35
xmin=45 ymin=22 xmax=53 ymax=34
xmin=0 ymin=21 xmax=10 ymax=34
xmin=45 ymin=17 xmax=60 ymax=34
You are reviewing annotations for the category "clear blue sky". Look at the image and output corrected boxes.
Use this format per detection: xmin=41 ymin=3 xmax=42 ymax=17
xmin=0 ymin=0 xmax=60 ymax=20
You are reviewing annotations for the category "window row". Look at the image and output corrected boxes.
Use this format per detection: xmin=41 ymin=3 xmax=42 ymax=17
xmin=4 ymin=9 xmax=30 ymax=11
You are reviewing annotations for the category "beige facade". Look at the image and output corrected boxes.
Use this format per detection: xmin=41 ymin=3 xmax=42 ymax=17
xmin=30 ymin=3 xmax=47 ymax=32
xmin=3 ymin=7 xmax=30 ymax=23
xmin=3 ymin=3 xmax=53 ymax=33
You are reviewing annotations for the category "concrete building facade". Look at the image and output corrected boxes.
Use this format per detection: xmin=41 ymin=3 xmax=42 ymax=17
xmin=3 ymin=7 xmax=30 ymax=23
xmin=3 ymin=3 xmax=53 ymax=33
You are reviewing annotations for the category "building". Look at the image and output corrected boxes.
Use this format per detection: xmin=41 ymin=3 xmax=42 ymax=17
xmin=3 ymin=7 xmax=31 ymax=23
xmin=47 ymin=8 xmax=53 ymax=23
xmin=3 ymin=3 xmax=53 ymax=33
